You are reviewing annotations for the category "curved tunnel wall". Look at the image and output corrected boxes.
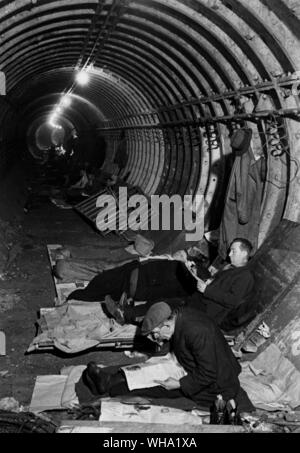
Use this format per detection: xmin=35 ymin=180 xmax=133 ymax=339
xmin=0 ymin=0 xmax=300 ymax=245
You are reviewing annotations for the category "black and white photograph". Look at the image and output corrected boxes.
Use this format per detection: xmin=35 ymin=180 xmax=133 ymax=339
xmin=0 ymin=0 xmax=299 ymax=440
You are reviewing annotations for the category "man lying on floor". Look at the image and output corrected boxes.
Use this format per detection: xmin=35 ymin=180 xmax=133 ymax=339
xmin=82 ymin=302 xmax=254 ymax=416
xmin=67 ymin=249 xmax=211 ymax=305
xmin=95 ymin=238 xmax=256 ymax=333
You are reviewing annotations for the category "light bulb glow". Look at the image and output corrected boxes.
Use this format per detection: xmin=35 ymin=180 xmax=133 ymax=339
xmin=48 ymin=113 xmax=62 ymax=129
xmin=60 ymin=95 xmax=72 ymax=107
xmin=76 ymin=70 xmax=89 ymax=86
xmin=48 ymin=114 xmax=57 ymax=125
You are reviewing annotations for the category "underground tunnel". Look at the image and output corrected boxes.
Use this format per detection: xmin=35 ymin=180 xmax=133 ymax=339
xmin=0 ymin=0 xmax=300 ymax=434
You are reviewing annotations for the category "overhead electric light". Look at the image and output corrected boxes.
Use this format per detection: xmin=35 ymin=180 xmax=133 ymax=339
xmin=60 ymin=95 xmax=72 ymax=108
xmin=48 ymin=113 xmax=62 ymax=129
xmin=76 ymin=70 xmax=90 ymax=86
xmin=49 ymin=122 xmax=62 ymax=130
xmin=48 ymin=114 xmax=57 ymax=126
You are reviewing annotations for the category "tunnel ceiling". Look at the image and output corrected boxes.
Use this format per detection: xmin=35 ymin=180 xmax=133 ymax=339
xmin=1 ymin=0 xmax=300 ymax=247
xmin=1 ymin=0 xmax=300 ymax=126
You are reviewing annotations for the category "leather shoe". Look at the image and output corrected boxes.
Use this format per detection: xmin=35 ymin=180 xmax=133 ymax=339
xmin=105 ymin=295 xmax=125 ymax=325
xmin=119 ymin=292 xmax=127 ymax=309
xmin=85 ymin=362 xmax=111 ymax=395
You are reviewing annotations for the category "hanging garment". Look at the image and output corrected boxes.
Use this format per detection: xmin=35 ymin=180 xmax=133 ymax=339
xmin=219 ymin=149 xmax=265 ymax=259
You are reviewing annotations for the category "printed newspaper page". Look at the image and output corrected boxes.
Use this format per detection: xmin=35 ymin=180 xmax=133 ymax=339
xmin=121 ymin=353 xmax=187 ymax=391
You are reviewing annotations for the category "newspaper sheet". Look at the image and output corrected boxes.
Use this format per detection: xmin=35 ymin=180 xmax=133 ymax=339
xmin=121 ymin=353 xmax=187 ymax=391
xmin=100 ymin=400 xmax=202 ymax=426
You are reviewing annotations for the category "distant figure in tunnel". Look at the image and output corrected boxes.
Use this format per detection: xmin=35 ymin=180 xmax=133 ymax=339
xmin=63 ymin=163 xmax=95 ymax=203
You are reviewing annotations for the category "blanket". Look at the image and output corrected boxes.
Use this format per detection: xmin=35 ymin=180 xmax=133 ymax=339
xmin=27 ymin=301 xmax=137 ymax=354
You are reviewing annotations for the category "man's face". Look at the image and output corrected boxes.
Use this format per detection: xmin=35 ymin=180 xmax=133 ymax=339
xmin=147 ymin=323 xmax=173 ymax=344
xmin=229 ymin=241 xmax=248 ymax=267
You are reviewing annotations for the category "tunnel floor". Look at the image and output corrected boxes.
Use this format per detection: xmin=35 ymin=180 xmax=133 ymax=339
xmin=1 ymin=167 xmax=299 ymax=435
xmin=0 ymin=177 xmax=135 ymax=409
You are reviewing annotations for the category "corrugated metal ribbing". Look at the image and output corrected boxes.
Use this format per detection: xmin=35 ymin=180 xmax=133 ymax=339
xmin=0 ymin=0 xmax=299 ymax=242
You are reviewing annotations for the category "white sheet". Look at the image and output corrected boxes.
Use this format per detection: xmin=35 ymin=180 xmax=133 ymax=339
xmin=61 ymin=365 xmax=87 ymax=408
xmin=30 ymin=364 xmax=106 ymax=412
xmin=29 ymin=375 xmax=68 ymax=412
xmin=239 ymin=343 xmax=300 ymax=411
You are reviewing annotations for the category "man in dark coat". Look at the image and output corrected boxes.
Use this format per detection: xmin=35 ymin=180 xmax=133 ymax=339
xmin=192 ymin=238 xmax=255 ymax=331
xmin=102 ymin=238 xmax=255 ymax=333
xmin=67 ymin=252 xmax=206 ymax=303
xmin=83 ymin=302 xmax=254 ymax=412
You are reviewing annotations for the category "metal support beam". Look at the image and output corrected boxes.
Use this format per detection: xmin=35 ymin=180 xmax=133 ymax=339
xmin=76 ymin=0 xmax=106 ymax=69
xmin=97 ymin=107 xmax=300 ymax=131
xmin=95 ymin=73 xmax=300 ymax=129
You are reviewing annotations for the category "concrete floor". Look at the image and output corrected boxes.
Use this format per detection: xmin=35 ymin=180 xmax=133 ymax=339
xmin=0 ymin=190 xmax=134 ymax=407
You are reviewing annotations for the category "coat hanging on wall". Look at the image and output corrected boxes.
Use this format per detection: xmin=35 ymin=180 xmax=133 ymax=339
xmin=218 ymin=129 xmax=265 ymax=259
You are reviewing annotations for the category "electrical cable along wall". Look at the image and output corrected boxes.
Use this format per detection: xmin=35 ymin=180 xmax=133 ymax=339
xmin=0 ymin=0 xmax=299 ymax=243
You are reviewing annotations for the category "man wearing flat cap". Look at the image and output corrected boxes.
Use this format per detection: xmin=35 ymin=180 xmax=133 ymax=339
xmin=83 ymin=302 xmax=253 ymax=412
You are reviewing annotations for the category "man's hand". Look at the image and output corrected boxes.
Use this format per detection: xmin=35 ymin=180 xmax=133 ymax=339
xmin=196 ymin=279 xmax=207 ymax=293
xmin=197 ymin=277 xmax=213 ymax=293
xmin=154 ymin=377 xmax=180 ymax=390
xmin=186 ymin=261 xmax=197 ymax=278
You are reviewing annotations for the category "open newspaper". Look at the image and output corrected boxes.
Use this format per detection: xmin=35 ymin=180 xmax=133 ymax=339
xmin=121 ymin=353 xmax=187 ymax=391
